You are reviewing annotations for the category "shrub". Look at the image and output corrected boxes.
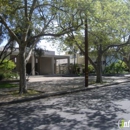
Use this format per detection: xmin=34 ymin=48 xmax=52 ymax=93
xmin=104 ymin=60 xmax=128 ymax=74
xmin=0 ymin=59 xmax=16 ymax=80
xmin=88 ymin=64 xmax=95 ymax=73
xmin=69 ymin=63 xmax=79 ymax=74
xmin=81 ymin=64 xmax=95 ymax=74
xmin=0 ymin=59 xmax=16 ymax=70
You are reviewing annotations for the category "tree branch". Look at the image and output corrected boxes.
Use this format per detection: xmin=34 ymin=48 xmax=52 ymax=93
xmin=0 ymin=16 xmax=20 ymax=44
xmin=69 ymin=32 xmax=97 ymax=70
xmin=25 ymin=38 xmax=40 ymax=63
xmin=31 ymin=19 xmax=83 ymax=40
xmin=102 ymin=35 xmax=130 ymax=54
xmin=29 ymin=0 xmax=37 ymax=20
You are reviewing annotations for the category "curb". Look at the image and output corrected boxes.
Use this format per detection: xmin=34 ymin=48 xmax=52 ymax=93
xmin=0 ymin=78 xmax=130 ymax=106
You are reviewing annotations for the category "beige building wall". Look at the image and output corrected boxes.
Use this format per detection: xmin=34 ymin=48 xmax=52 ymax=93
xmin=40 ymin=57 xmax=53 ymax=75
xmin=77 ymin=54 xmax=84 ymax=64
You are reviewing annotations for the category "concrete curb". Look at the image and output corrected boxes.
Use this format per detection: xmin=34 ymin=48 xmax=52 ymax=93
xmin=0 ymin=78 xmax=130 ymax=106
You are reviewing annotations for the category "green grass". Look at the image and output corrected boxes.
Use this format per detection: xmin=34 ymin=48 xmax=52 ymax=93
xmin=9 ymin=89 xmax=41 ymax=97
xmin=0 ymin=83 xmax=41 ymax=97
xmin=0 ymin=83 xmax=18 ymax=89
xmin=89 ymin=81 xmax=107 ymax=85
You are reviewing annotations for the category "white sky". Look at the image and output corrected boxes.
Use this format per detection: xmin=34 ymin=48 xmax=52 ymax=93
xmin=0 ymin=39 xmax=65 ymax=55
xmin=38 ymin=40 xmax=65 ymax=55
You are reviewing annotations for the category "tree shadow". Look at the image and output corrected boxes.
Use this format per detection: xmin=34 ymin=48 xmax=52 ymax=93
xmin=28 ymin=78 xmax=85 ymax=92
xmin=0 ymin=83 xmax=130 ymax=130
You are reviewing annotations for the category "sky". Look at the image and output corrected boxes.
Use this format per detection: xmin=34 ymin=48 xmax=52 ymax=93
xmin=38 ymin=40 xmax=65 ymax=55
xmin=0 ymin=39 xmax=65 ymax=55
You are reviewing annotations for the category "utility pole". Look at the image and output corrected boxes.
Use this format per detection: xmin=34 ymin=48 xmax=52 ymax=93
xmin=85 ymin=18 xmax=88 ymax=87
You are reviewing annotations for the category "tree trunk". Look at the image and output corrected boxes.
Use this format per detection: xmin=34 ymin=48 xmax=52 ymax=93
xmin=19 ymin=46 xmax=27 ymax=94
xmin=96 ymin=46 xmax=103 ymax=83
xmin=127 ymin=63 xmax=130 ymax=72
xmin=74 ymin=57 xmax=76 ymax=74
xmin=96 ymin=65 xmax=102 ymax=83
xmin=75 ymin=40 xmax=103 ymax=83
xmin=123 ymin=58 xmax=130 ymax=72
xmin=38 ymin=57 xmax=40 ymax=75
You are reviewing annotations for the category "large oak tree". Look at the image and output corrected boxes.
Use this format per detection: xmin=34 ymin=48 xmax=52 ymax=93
xmin=0 ymin=0 xmax=83 ymax=94
xmin=57 ymin=0 xmax=130 ymax=83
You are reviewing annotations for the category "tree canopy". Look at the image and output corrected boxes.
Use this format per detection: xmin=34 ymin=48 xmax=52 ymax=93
xmin=1 ymin=0 xmax=130 ymax=90
xmin=0 ymin=0 xmax=84 ymax=93
xmin=56 ymin=0 xmax=130 ymax=82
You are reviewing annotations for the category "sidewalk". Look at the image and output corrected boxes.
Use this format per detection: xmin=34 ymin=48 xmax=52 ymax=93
xmin=0 ymin=75 xmax=130 ymax=105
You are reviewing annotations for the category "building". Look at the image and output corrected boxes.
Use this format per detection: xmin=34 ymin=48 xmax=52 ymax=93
xmin=56 ymin=53 xmax=85 ymax=74
xmin=0 ymin=47 xmax=70 ymax=75
xmin=56 ymin=53 xmax=84 ymax=65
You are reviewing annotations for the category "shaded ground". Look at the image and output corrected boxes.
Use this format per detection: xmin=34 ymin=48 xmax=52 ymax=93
xmin=0 ymin=76 xmax=130 ymax=103
xmin=0 ymin=77 xmax=85 ymax=103
xmin=0 ymin=81 xmax=130 ymax=130
xmin=28 ymin=77 xmax=85 ymax=92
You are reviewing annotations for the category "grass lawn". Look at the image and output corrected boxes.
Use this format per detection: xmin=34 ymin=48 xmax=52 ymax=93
xmin=0 ymin=83 xmax=18 ymax=89
xmin=0 ymin=83 xmax=41 ymax=97
xmin=8 ymin=89 xmax=41 ymax=97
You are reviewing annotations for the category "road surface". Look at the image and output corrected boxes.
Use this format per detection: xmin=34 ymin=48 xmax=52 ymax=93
xmin=0 ymin=81 xmax=130 ymax=130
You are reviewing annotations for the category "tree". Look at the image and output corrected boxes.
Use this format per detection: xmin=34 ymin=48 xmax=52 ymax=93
xmin=57 ymin=0 xmax=130 ymax=83
xmin=0 ymin=23 xmax=17 ymax=65
xmin=0 ymin=0 xmax=83 ymax=94
xmin=116 ymin=45 xmax=130 ymax=72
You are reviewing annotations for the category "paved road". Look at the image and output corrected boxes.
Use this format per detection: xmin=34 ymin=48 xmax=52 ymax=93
xmin=0 ymin=81 xmax=130 ymax=130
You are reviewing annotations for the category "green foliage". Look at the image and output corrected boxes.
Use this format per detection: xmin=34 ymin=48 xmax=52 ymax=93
xmin=81 ymin=64 xmax=95 ymax=74
xmin=88 ymin=64 xmax=95 ymax=73
xmin=35 ymin=47 xmax=44 ymax=57
xmin=0 ymin=59 xmax=16 ymax=70
xmin=104 ymin=60 xmax=128 ymax=74
xmin=0 ymin=59 xmax=16 ymax=80
xmin=69 ymin=63 xmax=79 ymax=74
xmin=0 ymin=83 xmax=18 ymax=89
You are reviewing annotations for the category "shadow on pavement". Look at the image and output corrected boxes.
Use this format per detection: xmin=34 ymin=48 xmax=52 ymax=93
xmin=0 ymin=83 xmax=130 ymax=130
xmin=28 ymin=78 xmax=85 ymax=92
